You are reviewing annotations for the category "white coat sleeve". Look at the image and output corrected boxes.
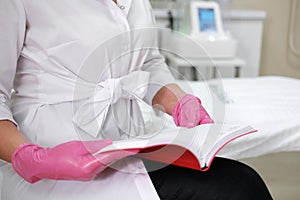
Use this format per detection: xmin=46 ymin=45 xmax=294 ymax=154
xmin=0 ymin=0 xmax=26 ymax=124
xmin=141 ymin=0 xmax=176 ymax=105
xmin=142 ymin=49 xmax=176 ymax=105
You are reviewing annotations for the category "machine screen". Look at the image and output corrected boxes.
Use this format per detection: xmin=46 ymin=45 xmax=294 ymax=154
xmin=198 ymin=8 xmax=217 ymax=32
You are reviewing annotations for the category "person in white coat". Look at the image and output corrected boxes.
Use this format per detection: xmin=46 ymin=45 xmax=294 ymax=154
xmin=0 ymin=0 xmax=273 ymax=199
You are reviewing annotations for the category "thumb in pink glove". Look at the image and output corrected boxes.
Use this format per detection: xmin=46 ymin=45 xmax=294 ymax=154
xmin=172 ymin=94 xmax=213 ymax=128
xmin=12 ymin=139 xmax=138 ymax=183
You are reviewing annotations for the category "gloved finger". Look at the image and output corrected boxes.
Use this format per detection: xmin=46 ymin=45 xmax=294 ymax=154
xmin=83 ymin=149 xmax=139 ymax=167
xmin=200 ymin=117 xmax=214 ymax=124
xmin=199 ymin=106 xmax=214 ymax=125
xmin=91 ymin=150 xmax=139 ymax=176
xmin=80 ymin=139 xmax=113 ymax=154
xmin=185 ymin=107 xmax=201 ymax=128
xmin=186 ymin=121 xmax=199 ymax=128
xmin=79 ymin=149 xmax=139 ymax=177
xmin=88 ymin=151 xmax=138 ymax=179
xmin=94 ymin=149 xmax=140 ymax=166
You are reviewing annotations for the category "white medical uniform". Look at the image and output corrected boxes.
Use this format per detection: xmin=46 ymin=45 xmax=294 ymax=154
xmin=0 ymin=0 xmax=175 ymax=199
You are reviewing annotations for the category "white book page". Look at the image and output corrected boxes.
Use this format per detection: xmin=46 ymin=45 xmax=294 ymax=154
xmin=94 ymin=126 xmax=208 ymax=155
xmin=94 ymin=124 xmax=255 ymax=168
xmin=200 ymin=125 xmax=256 ymax=166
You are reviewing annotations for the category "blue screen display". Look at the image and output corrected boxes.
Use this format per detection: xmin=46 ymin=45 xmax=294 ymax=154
xmin=198 ymin=8 xmax=216 ymax=32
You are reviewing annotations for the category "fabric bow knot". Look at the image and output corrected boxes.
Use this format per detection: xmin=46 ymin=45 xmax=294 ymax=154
xmin=72 ymin=71 xmax=150 ymax=138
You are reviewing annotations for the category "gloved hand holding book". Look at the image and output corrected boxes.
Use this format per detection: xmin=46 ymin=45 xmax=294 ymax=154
xmin=11 ymin=139 xmax=138 ymax=183
xmin=172 ymin=94 xmax=214 ymax=128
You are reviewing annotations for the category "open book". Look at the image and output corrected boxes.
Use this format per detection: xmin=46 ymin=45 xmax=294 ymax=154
xmin=95 ymin=124 xmax=256 ymax=171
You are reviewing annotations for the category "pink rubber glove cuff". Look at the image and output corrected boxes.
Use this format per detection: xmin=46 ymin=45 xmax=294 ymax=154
xmin=12 ymin=143 xmax=43 ymax=183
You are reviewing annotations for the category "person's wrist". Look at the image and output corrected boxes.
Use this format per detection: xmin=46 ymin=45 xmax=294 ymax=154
xmin=152 ymin=84 xmax=185 ymax=115
xmin=11 ymin=143 xmax=36 ymax=166
xmin=11 ymin=143 xmax=45 ymax=183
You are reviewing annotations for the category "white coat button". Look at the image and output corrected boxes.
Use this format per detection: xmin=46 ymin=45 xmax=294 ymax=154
xmin=119 ymin=5 xmax=125 ymax=10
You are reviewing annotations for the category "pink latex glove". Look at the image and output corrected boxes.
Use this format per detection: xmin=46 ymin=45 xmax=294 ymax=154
xmin=11 ymin=139 xmax=138 ymax=183
xmin=172 ymin=94 xmax=213 ymax=128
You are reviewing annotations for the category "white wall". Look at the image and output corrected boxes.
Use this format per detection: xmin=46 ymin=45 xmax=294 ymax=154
xmin=231 ymin=0 xmax=300 ymax=78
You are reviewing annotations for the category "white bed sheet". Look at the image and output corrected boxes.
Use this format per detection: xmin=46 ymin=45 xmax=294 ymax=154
xmin=140 ymin=76 xmax=300 ymax=160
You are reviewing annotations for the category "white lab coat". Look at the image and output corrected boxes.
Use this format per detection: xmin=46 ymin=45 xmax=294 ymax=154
xmin=0 ymin=0 xmax=175 ymax=199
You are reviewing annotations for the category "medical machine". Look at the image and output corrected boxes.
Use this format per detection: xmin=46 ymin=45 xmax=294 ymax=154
xmin=166 ymin=1 xmax=237 ymax=58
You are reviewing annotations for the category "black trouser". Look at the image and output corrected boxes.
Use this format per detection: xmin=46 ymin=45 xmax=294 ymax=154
xmin=144 ymin=157 xmax=273 ymax=200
